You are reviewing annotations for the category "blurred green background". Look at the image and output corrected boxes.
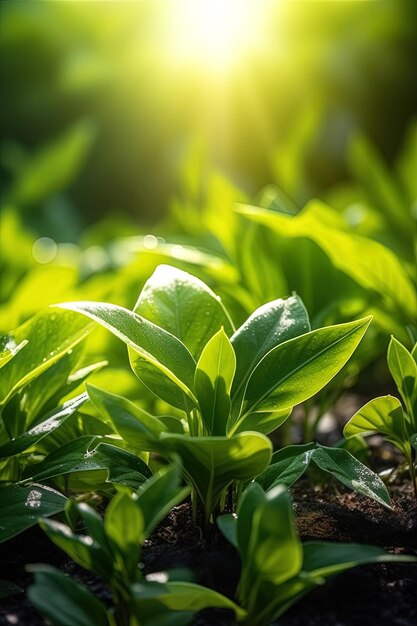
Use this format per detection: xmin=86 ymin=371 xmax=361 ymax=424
xmin=1 ymin=0 xmax=416 ymax=241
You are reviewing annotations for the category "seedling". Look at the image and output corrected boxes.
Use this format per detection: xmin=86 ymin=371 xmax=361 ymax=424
xmin=28 ymin=464 xmax=244 ymax=626
xmin=217 ymin=483 xmax=416 ymax=626
xmin=55 ymin=265 xmax=389 ymax=520
xmin=344 ymin=336 xmax=417 ymax=496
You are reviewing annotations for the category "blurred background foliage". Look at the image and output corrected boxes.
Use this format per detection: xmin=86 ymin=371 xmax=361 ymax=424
xmin=0 ymin=0 xmax=416 ymax=420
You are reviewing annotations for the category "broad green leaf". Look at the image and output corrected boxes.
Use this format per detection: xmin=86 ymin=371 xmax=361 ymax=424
xmin=104 ymin=491 xmax=144 ymax=580
xmin=238 ymin=202 xmax=417 ymax=325
xmin=87 ymin=384 xmax=165 ymax=452
xmin=159 ymin=432 xmax=272 ymax=518
xmin=0 ymin=309 xmax=92 ymax=408
xmin=410 ymin=433 xmax=417 ymax=450
xmin=257 ymin=443 xmax=390 ymax=507
xmin=387 ymin=336 xmax=417 ymax=416
xmin=28 ymin=566 xmax=109 ymax=626
xmin=244 ymin=486 xmax=302 ymax=588
xmin=230 ymin=295 xmax=310 ymax=420
xmin=56 ymin=302 xmax=197 ymax=411
xmin=310 ymin=446 xmax=390 ymax=508
xmin=238 ymin=317 xmax=371 ymax=423
xmin=135 ymin=464 xmax=190 ymax=537
xmin=0 ymin=393 xmax=88 ymax=460
xmin=344 ymin=395 xmax=411 ymax=457
xmin=132 ymin=581 xmax=246 ymax=620
xmin=0 ymin=483 xmax=67 ymax=543
xmin=25 ymin=436 xmax=151 ymax=489
xmin=134 ymin=265 xmax=234 ymax=360
xmin=302 ymin=541 xmax=416 ymax=579
xmin=195 ymin=328 xmax=236 ymax=435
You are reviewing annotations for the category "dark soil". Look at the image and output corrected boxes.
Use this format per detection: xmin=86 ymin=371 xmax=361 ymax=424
xmin=1 ymin=481 xmax=416 ymax=626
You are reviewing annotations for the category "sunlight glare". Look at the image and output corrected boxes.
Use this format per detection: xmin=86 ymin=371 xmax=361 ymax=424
xmin=162 ymin=0 xmax=272 ymax=71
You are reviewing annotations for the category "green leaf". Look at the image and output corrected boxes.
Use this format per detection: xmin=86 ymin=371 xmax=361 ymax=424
xmin=28 ymin=565 xmax=109 ymax=626
xmin=302 ymin=541 xmax=417 ymax=579
xmin=387 ymin=336 xmax=417 ymax=417
xmin=257 ymin=443 xmax=390 ymax=507
xmin=236 ymin=482 xmax=267 ymax=562
xmin=0 ymin=309 xmax=92 ymax=408
xmin=65 ymin=502 xmax=110 ymax=554
xmin=217 ymin=513 xmax=238 ymax=549
xmin=87 ymin=384 xmax=165 ymax=452
xmin=25 ymin=436 xmax=152 ymax=489
xmin=0 ymin=393 xmax=88 ymax=460
xmin=0 ymin=337 xmax=27 ymax=369
xmin=159 ymin=432 xmax=272 ymax=519
xmin=14 ymin=341 xmax=105 ymax=430
xmin=238 ymin=201 xmax=417 ymax=325
xmin=344 ymin=395 xmax=411 ymax=458
xmin=40 ymin=516 xmax=112 ymax=577
xmin=230 ymin=295 xmax=310 ymax=420
xmin=135 ymin=464 xmax=190 ymax=537
xmin=134 ymin=265 xmax=234 ymax=360
xmin=104 ymin=491 xmax=143 ymax=580
xmin=239 ymin=317 xmax=371 ymax=422
xmin=231 ymin=408 xmax=291 ymax=436
xmin=410 ymin=433 xmax=417 ymax=450
xmin=349 ymin=134 xmax=413 ymax=244
xmin=310 ymin=446 xmax=391 ymax=508
xmin=9 ymin=119 xmax=96 ymax=210
xmin=268 ymin=543 xmax=417 ymax=624
xmin=257 ymin=443 xmax=316 ymax=490
xmin=195 ymin=328 xmax=236 ymax=435
xmin=132 ymin=581 xmax=246 ymax=620
xmin=241 ymin=485 xmax=302 ymax=593
xmin=56 ymin=302 xmax=197 ymax=411
xmin=0 ymin=483 xmax=67 ymax=543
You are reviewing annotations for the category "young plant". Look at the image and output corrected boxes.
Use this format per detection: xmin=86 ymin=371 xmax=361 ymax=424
xmin=56 ymin=265 xmax=379 ymax=520
xmin=217 ymin=483 xmax=416 ymax=626
xmin=0 ymin=308 xmax=152 ymax=543
xmin=0 ymin=309 xmax=93 ymax=541
xmin=28 ymin=464 xmax=244 ymax=626
xmin=344 ymin=336 xmax=417 ymax=496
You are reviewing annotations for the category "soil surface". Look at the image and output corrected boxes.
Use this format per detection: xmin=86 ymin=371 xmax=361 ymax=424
xmin=1 ymin=481 xmax=416 ymax=626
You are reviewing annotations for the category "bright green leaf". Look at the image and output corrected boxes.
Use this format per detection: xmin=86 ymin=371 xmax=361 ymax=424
xmin=195 ymin=328 xmax=236 ymax=435
xmin=134 ymin=265 xmax=234 ymax=360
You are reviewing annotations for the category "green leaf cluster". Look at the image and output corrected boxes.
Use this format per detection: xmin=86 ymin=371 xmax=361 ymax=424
xmin=217 ymin=484 xmax=415 ymax=626
xmin=58 ymin=265 xmax=377 ymax=519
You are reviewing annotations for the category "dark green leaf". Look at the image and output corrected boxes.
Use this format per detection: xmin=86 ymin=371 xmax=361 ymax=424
xmin=0 ymin=483 xmax=67 ymax=543
xmin=28 ymin=565 xmax=109 ymax=626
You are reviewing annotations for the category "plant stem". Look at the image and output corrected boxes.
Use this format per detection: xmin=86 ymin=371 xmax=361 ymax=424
xmin=191 ymin=487 xmax=198 ymax=524
xmin=409 ymin=453 xmax=417 ymax=499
